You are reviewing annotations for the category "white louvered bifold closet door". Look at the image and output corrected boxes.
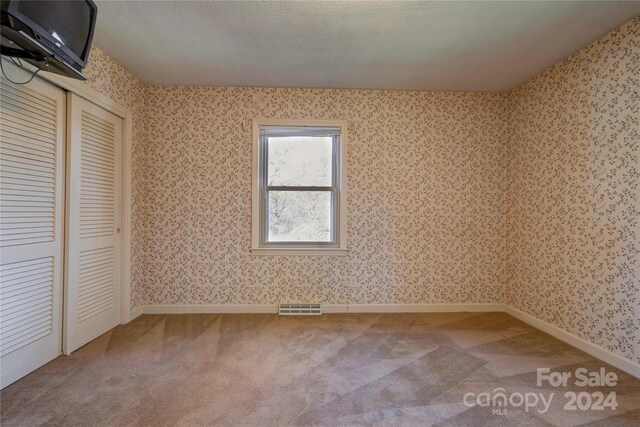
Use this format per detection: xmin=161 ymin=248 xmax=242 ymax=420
xmin=0 ymin=76 xmax=65 ymax=388
xmin=65 ymin=93 xmax=122 ymax=354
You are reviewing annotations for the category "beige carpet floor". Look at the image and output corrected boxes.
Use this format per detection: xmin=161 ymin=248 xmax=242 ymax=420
xmin=1 ymin=312 xmax=639 ymax=426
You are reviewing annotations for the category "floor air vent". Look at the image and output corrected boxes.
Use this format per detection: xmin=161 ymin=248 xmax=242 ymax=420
xmin=279 ymin=303 xmax=322 ymax=315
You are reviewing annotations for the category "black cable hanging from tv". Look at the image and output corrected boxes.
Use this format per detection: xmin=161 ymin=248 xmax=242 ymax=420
xmin=0 ymin=55 xmax=41 ymax=85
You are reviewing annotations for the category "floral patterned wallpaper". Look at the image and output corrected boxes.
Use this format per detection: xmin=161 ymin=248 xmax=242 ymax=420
xmin=506 ymin=17 xmax=639 ymax=363
xmin=139 ymin=87 xmax=509 ymax=306
xmin=81 ymin=17 xmax=638 ymax=365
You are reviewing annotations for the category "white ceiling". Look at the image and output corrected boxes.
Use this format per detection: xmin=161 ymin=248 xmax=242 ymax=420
xmin=93 ymin=1 xmax=640 ymax=92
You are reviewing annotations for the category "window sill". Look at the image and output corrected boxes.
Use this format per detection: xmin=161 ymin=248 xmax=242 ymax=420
xmin=250 ymin=248 xmax=348 ymax=256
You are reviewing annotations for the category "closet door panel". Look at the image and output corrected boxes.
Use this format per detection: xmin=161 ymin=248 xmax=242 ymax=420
xmin=0 ymin=76 xmax=65 ymax=388
xmin=65 ymin=94 xmax=122 ymax=354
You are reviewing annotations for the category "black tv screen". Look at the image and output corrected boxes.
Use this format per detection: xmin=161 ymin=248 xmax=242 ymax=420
xmin=14 ymin=0 xmax=94 ymax=65
xmin=16 ymin=1 xmax=92 ymax=62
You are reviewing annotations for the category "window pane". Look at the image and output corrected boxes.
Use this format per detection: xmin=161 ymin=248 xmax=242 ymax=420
xmin=268 ymin=191 xmax=332 ymax=242
xmin=267 ymin=137 xmax=333 ymax=186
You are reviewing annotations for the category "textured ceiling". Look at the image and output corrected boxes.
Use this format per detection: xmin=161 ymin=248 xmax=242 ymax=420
xmin=92 ymin=1 xmax=640 ymax=92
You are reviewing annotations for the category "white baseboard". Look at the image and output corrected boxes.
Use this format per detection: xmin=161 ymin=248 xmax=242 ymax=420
xmin=137 ymin=303 xmax=502 ymax=315
xmin=125 ymin=303 xmax=639 ymax=379
xmin=143 ymin=304 xmax=279 ymax=314
xmin=505 ymin=306 xmax=640 ymax=379
xmin=127 ymin=306 xmax=145 ymax=322
xmin=322 ymin=303 xmax=504 ymax=313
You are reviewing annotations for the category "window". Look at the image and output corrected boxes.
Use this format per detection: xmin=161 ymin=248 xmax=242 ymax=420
xmin=251 ymin=120 xmax=347 ymax=255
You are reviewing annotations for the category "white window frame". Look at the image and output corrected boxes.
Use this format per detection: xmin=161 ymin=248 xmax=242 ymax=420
xmin=251 ymin=119 xmax=347 ymax=256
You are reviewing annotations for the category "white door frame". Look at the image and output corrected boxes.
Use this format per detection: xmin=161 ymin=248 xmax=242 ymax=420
xmin=1 ymin=59 xmax=135 ymax=326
